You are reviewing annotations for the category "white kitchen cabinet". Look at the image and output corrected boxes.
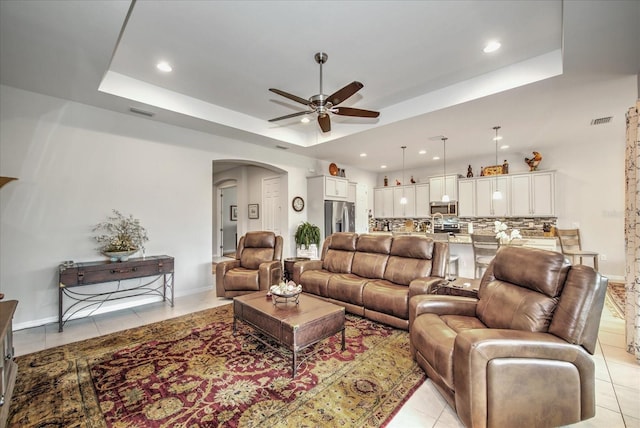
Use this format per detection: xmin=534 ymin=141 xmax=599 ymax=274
xmin=374 ymin=187 xmax=394 ymax=218
xmin=476 ymin=176 xmax=509 ymax=217
xmin=347 ymin=182 xmax=357 ymax=203
xmin=393 ymin=185 xmax=416 ymax=217
xmin=510 ymin=172 xmax=555 ymax=217
xmin=429 ymin=175 xmax=458 ymax=202
xmin=308 ymin=175 xmax=348 ymax=201
xmin=415 ymin=183 xmax=430 ymax=217
xmin=457 ymin=179 xmax=475 ymax=217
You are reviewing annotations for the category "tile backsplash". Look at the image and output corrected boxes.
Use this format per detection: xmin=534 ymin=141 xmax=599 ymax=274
xmin=370 ymin=216 xmax=556 ymax=236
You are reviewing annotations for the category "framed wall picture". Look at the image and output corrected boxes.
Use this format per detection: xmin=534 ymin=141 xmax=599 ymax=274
xmin=248 ymin=204 xmax=259 ymax=219
xmin=230 ymin=205 xmax=238 ymax=221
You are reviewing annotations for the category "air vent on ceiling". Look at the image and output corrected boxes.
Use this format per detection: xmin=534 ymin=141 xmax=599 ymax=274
xmin=275 ymin=145 xmax=289 ymax=150
xmin=129 ymin=107 xmax=155 ymax=117
xmin=590 ymin=116 xmax=612 ymax=126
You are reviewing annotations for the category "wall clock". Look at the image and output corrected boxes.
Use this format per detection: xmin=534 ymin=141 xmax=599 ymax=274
xmin=292 ymin=196 xmax=305 ymax=212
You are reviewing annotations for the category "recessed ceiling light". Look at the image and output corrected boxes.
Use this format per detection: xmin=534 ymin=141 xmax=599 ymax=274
xmin=483 ymin=41 xmax=501 ymax=53
xmin=493 ymin=135 xmax=503 ymax=141
xmin=301 ymin=117 xmax=310 ymax=123
xmin=360 ymin=153 xmax=367 ymax=157
xmin=156 ymin=61 xmax=173 ymax=72
xmin=380 ymin=165 xmax=387 ymax=169
xmin=419 ymin=150 xmax=427 ymax=155
xmin=500 ymin=144 xmax=510 ymax=149
xmin=433 ymin=156 xmax=440 ymax=161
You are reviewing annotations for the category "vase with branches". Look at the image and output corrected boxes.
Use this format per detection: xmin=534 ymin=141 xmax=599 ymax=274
xmin=93 ymin=210 xmax=149 ymax=261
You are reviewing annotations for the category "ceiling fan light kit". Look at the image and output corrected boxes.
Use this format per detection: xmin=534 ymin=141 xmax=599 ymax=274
xmin=268 ymin=52 xmax=380 ymax=133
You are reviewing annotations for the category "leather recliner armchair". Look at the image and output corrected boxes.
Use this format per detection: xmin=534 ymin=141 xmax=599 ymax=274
xmin=216 ymin=231 xmax=283 ymax=298
xmin=409 ymin=246 xmax=607 ymax=428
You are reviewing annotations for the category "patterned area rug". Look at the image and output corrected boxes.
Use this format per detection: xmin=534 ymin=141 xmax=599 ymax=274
xmin=9 ymin=304 xmax=425 ymax=427
xmin=606 ymin=282 xmax=625 ymax=319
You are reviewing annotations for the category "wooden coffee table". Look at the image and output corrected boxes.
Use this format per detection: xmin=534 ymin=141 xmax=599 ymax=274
xmin=233 ymin=291 xmax=345 ymax=377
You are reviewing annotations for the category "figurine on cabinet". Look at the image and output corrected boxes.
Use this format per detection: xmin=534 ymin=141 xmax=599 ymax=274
xmin=467 ymin=165 xmax=473 ymax=177
xmin=396 ymin=179 xmax=401 ymax=186
xmin=503 ymin=159 xmax=509 ymax=174
xmin=384 ymin=176 xmax=388 ymax=186
xmin=480 ymin=166 xmax=485 ymax=176
xmin=525 ymin=152 xmax=542 ymax=171
xmin=410 ymin=175 xmax=416 ymax=184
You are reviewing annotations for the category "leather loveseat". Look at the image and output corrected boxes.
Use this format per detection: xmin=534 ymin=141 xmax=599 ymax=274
xmin=409 ymin=246 xmax=608 ymax=428
xmin=292 ymin=232 xmax=448 ymax=329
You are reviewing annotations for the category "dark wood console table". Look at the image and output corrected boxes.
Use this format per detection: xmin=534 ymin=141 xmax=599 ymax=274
xmin=58 ymin=255 xmax=174 ymax=332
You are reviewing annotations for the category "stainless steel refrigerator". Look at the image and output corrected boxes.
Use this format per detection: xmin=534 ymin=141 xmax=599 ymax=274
xmin=324 ymin=200 xmax=355 ymax=239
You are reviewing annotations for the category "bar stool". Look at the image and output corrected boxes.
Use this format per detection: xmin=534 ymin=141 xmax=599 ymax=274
xmin=426 ymin=233 xmax=459 ymax=279
xmin=555 ymin=228 xmax=599 ymax=271
xmin=471 ymin=234 xmax=500 ymax=279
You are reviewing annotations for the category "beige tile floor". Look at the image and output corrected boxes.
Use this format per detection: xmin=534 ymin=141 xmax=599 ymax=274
xmin=12 ymin=290 xmax=640 ymax=427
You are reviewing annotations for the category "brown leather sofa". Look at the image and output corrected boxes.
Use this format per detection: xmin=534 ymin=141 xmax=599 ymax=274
xmin=409 ymin=246 xmax=608 ymax=428
xmin=216 ymin=231 xmax=283 ymax=298
xmin=292 ymin=232 xmax=448 ymax=329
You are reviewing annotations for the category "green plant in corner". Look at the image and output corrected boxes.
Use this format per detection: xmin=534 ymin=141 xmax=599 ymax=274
xmin=93 ymin=209 xmax=149 ymax=253
xmin=294 ymin=222 xmax=320 ymax=248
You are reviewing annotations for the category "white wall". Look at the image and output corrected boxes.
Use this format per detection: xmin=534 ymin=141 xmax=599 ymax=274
xmin=0 ymin=85 xmax=318 ymax=328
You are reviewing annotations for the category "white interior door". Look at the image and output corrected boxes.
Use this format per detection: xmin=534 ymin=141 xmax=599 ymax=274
xmin=263 ymin=176 xmax=282 ymax=236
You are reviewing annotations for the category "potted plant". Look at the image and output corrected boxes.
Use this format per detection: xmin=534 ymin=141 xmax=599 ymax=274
xmin=295 ymin=221 xmax=320 ymax=249
xmin=93 ymin=210 xmax=149 ymax=261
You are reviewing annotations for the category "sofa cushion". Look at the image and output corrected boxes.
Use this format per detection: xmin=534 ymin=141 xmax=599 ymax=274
xmin=323 ymin=250 xmax=355 ymax=273
xmin=329 ymin=232 xmax=358 ymax=251
xmin=300 ymin=269 xmax=333 ymax=297
xmin=390 ymin=235 xmax=433 ymax=259
xmin=240 ymin=248 xmax=275 ymax=270
xmin=411 ymin=313 xmax=486 ymax=390
xmin=476 ymin=280 xmax=559 ymax=332
xmin=327 ymin=274 xmax=367 ymax=306
xmin=357 ymin=234 xmax=393 ymax=254
xmin=492 ymin=246 xmax=569 ymax=297
xmin=222 ymin=268 xmax=260 ymax=291
xmin=244 ymin=231 xmax=276 ymax=248
xmin=384 ymin=257 xmax=433 ymax=286
xmin=363 ymin=280 xmax=410 ymax=319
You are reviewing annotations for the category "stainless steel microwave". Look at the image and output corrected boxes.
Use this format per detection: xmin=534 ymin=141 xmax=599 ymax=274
xmin=430 ymin=202 xmax=457 ymax=216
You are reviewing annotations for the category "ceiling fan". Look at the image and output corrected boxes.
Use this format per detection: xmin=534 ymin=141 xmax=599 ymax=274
xmin=268 ymin=52 xmax=380 ymax=133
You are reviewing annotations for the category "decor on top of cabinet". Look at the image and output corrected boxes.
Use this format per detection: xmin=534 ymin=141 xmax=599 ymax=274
xmin=410 ymin=176 xmax=416 ymax=184
xmin=494 ymin=220 xmax=522 ymax=245
xmin=396 ymin=179 xmax=401 ymax=186
xmin=384 ymin=175 xmax=388 ymax=186
xmin=467 ymin=165 xmax=473 ymax=177
xmin=93 ymin=210 xmax=149 ymax=261
xmin=502 ymin=159 xmax=509 ymax=174
xmin=483 ymin=165 xmax=504 ymax=176
xmin=525 ymin=151 xmax=543 ymax=171
xmin=329 ymin=163 xmax=339 ymax=176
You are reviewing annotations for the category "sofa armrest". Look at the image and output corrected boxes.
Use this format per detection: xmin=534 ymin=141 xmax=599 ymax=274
xmin=408 ymin=277 xmax=446 ymax=297
xmin=215 ymin=260 xmax=241 ymax=296
xmin=292 ymin=259 xmax=323 ymax=284
xmin=409 ymin=294 xmax=478 ymax=330
xmin=454 ymin=329 xmax=596 ymax=427
xmin=259 ymin=260 xmax=282 ymax=290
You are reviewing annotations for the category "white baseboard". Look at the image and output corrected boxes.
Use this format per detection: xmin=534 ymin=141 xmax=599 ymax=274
xmin=13 ymin=285 xmax=215 ymax=331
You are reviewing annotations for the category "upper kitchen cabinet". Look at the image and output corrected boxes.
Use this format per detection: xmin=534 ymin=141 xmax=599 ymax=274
xmin=457 ymin=179 xmax=475 ymax=217
xmin=347 ymin=182 xmax=357 ymax=203
xmin=510 ymin=171 xmax=555 ymax=217
xmin=308 ymin=175 xmax=348 ymax=201
xmin=476 ymin=176 xmax=510 ymax=217
xmin=393 ymin=185 xmax=416 ymax=218
xmin=374 ymin=187 xmax=394 ymax=218
xmin=429 ymin=175 xmax=458 ymax=202
xmin=415 ymin=183 xmax=430 ymax=217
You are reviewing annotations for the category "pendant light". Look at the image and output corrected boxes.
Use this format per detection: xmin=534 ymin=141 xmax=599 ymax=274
xmin=441 ymin=137 xmax=450 ymax=202
xmin=492 ymin=126 xmax=503 ymax=200
xmin=400 ymin=146 xmax=407 ymax=205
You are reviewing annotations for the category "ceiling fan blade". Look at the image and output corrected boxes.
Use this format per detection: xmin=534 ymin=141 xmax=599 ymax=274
xmin=327 ymin=81 xmax=363 ymax=106
xmin=318 ymin=114 xmax=331 ymax=132
xmin=269 ymin=88 xmax=309 ymax=105
xmin=333 ymin=107 xmax=380 ymax=118
xmin=268 ymin=111 xmax=311 ymax=122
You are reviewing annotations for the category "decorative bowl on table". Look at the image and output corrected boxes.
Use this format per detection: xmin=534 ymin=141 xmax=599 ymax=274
xmin=270 ymin=281 xmax=302 ymax=297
